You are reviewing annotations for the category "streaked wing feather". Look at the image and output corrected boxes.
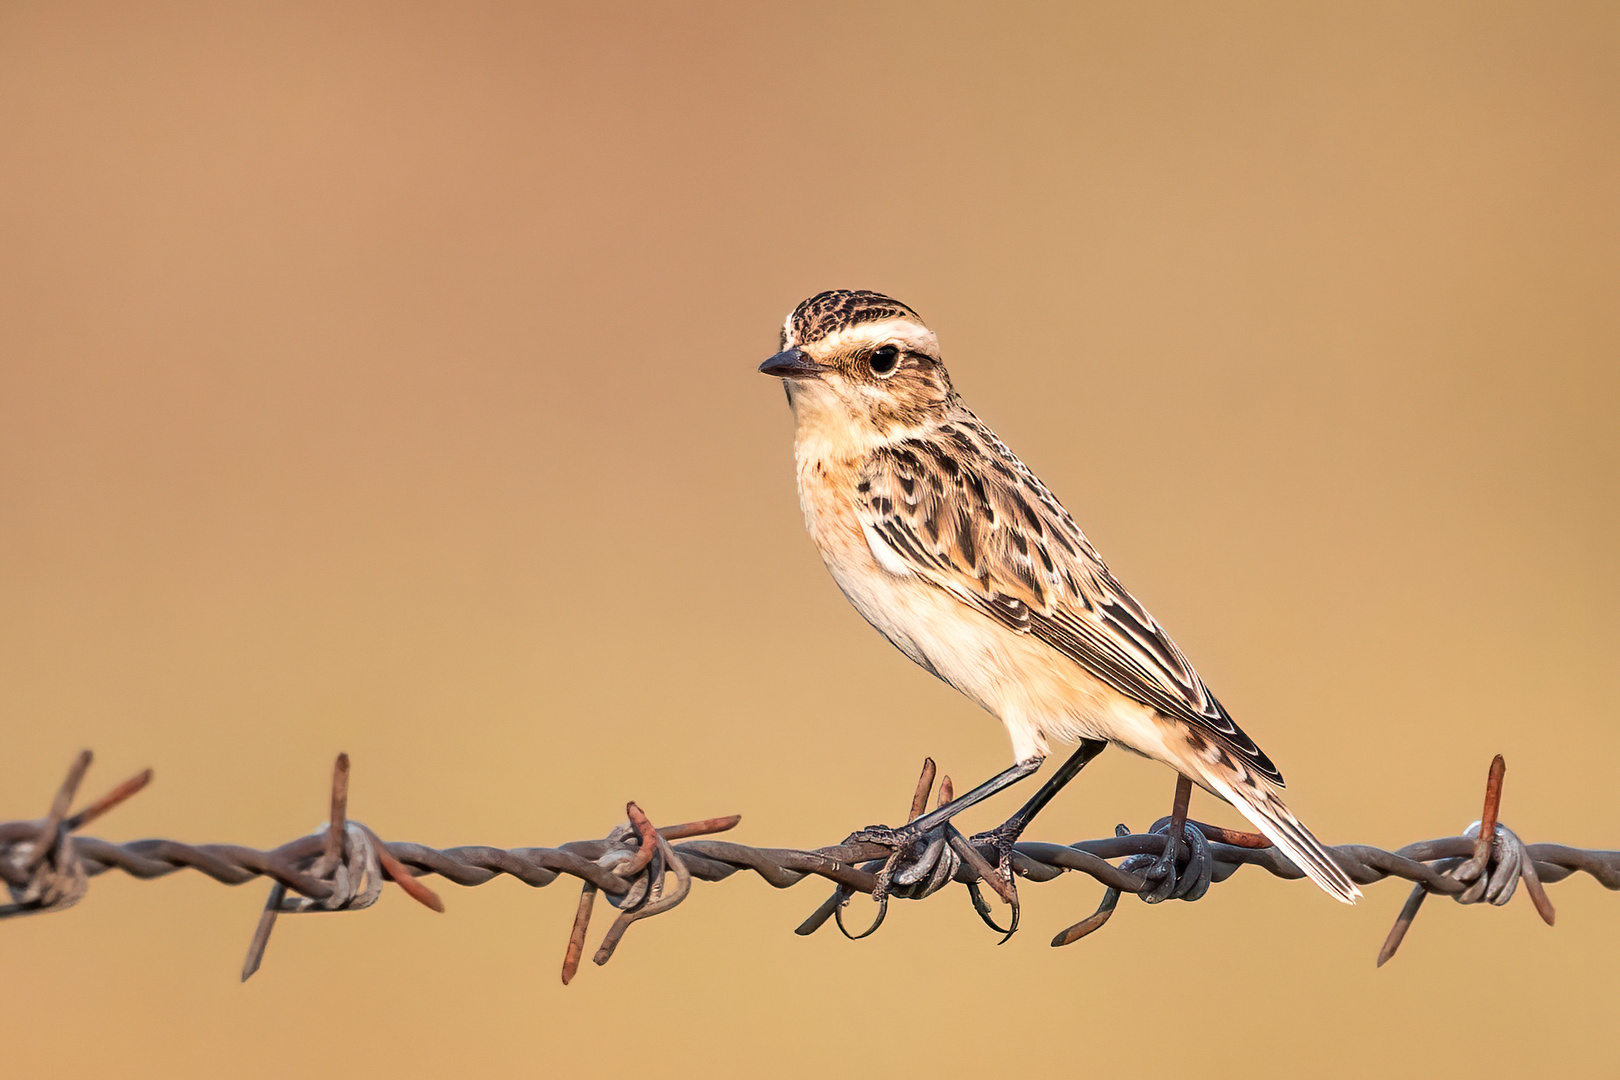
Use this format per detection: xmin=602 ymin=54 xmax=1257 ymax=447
xmin=857 ymin=417 xmax=1284 ymax=787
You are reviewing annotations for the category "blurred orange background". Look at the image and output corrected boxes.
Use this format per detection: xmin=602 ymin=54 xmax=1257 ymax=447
xmin=2 ymin=3 xmax=1616 ymax=1077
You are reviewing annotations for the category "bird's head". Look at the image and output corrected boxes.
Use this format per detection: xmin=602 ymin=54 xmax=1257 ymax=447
xmin=760 ymin=290 xmax=954 ymax=445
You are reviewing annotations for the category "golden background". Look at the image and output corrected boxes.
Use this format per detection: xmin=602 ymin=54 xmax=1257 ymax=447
xmin=3 ymin=4 xmax=1616 ymax=1076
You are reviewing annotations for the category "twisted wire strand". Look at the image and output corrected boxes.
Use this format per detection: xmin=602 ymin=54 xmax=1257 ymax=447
xmin=3 ymin=751 xmax=1615 ymax=981
xmin=50 ymin=832 xmax=1620 ymax=899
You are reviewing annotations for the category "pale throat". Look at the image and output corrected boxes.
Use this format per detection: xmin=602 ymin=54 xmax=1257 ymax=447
xmin=789 ymin=382 xmax=931 ymax=468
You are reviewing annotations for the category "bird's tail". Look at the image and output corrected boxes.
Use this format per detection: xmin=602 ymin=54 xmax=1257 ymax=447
xmin=1185 ymin=742 xmax=1361 ymax=904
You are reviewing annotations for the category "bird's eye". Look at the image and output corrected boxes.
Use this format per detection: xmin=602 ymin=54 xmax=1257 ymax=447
xmin=869 ymin=345 xmax=900 ymax=376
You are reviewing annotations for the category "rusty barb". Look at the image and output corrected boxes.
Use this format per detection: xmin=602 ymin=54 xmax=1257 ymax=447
xmin=1374 ymin=755 xmax=1557 ymax=966
xmin=0 ymin=751 xmax=151 ymax=918
xmin=559 ymin=803 xmax=741 ymax=984
xmin=2 ymin=750 xmax=1617 ymax=982
xmin=239 ymin=753 xmax=446 ymax=981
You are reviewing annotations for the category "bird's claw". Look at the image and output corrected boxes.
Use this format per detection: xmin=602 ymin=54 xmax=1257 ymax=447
xmin=844 ymin=821 xmax=962 ymax=906
xmin=965 ymin=821 xmax=1023 ymax=940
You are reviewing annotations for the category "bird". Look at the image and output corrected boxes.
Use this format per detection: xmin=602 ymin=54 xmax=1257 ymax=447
xmin=759 ymin=289 xmax=1360 ymax=907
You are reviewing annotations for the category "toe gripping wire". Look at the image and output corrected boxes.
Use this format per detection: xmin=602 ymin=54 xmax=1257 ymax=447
xmin=794 ymin=758 xmax=1024 ymax=942
xmin=813 ymin=758 xmax=958 ymax=941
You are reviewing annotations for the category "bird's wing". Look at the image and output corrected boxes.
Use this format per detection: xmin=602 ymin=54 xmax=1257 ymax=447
xmin=855 ymin=418 xmax=1284 ymax=786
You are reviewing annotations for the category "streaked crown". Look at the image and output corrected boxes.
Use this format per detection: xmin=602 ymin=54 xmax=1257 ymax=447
xmin=783 ymin=290 xmax=924 ymax=349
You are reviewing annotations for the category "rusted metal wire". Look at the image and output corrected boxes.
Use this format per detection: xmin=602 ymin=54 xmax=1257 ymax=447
xmin=2 ymin=750 xmax=1614 ymax=983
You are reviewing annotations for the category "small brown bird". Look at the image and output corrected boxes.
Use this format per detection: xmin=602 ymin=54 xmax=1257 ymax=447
xmin=760 ymin=289 xmax=1359 ymax=906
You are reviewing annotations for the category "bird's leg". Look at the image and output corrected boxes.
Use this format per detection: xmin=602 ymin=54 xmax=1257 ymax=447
xmin=846 ymin=755 xmax=1044 ymax=905
xmin=983 ymin=739 xmax=1109 ymax=842
xmin=966 ymin=738 xmax=1109 ymax=936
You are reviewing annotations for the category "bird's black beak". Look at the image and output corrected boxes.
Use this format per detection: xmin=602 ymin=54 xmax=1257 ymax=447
xmin=759 ymin=347 xmax=826 ymax=380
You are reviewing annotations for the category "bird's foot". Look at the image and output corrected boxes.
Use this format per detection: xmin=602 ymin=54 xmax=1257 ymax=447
xmin=844 ymin=820 xmax=963 ymax=904
xmin=963 ymin=819 xmax=1026 ymax=940
xmin=812 ymin=756 xmax=1046 ymax=941
xmin=829 ymin=820 xmax=962 ymax=940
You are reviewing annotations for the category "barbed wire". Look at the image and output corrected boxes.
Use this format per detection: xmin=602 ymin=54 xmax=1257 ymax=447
xmin=2 ymin=750 xmax=1615 ymax=982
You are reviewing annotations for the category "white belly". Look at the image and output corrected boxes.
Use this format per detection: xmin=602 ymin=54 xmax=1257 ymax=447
xmin=818 ymin=539 xmax=1178 ymax=766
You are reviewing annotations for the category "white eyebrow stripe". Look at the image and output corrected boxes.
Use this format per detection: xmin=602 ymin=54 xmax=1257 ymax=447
xmin=816 ymin=319 xmax=938 ymax=356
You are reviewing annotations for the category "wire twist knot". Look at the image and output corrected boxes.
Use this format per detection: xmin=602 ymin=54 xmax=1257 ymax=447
xmin=1451 ymin=820 xmax=1538 ymax=908
xmin=273 ymin=821 xmax=386 ymax=913
xmin=0 ymin=750 xmax=151 ymax=919
xmin=1 ymin=825 xmax=89 ymax=916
